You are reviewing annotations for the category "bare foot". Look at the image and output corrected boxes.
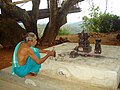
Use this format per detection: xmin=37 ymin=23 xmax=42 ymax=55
xmin=29 ymin=72 xmax=37 ymax=77
xmin=24 ymin=72 xmax=37 ymax=78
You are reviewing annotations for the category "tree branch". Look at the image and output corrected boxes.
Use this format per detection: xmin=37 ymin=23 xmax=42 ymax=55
xmin=59 ymin=0 xmax=84 ymax=17
xmin=0 ymin=0 xmax=31 ymax=21
xmin=0 ymin=0 xmax=33 ymax=31
xmin=57 ymin=0 xmax=84 ymax=27
xmin=10 ymin=0 xmax=32 ymax=5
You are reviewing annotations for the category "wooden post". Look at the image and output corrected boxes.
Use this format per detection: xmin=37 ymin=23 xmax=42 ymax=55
xmin=47 ymin=0 xmax=50 ymax=8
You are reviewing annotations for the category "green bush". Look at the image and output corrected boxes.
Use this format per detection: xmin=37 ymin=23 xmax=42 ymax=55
xmin=81 ymin=5 xmax=120 ymax=33
xmin=99 ymin=13 xmax=120 ymax=33
xmin=58 ymin=28 xmax=70 ymax=35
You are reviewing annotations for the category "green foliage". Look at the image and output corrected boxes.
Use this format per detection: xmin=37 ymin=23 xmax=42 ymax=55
xmin=99 ymin=13 xmax=120 ymax=33
xmin=81 ymin=4 xmax=120 ymax=33
xmin=58 ymin=27 xmax=70 ymax=35
xmin=80 ymin=5 xmax=102 ymax=32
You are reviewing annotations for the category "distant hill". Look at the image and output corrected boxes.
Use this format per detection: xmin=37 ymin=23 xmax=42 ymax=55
xmin=37 ymin=21 xmax=83 ymax=36
xmin=19 ymin=21 xmax=83 ymax=38
xmin=19 ymin=21 xmax=82 ymax=37
xmin=61 ymin=21 xmax=83 ymax=34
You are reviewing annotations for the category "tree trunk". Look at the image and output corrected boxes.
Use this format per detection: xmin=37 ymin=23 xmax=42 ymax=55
xmin=28 ymin=0 xmax=40 ymax=36
xmin=40 ymin=0 xmax=84 ymax=45
xmin=0 ymin=0 xmax=26 ymax=47
xmin=0 ymin=0 xmax=40 ymax=47
xmin=0 ymin=19 xmax=26 ymax=48
xmin=0 ymin=0 xmax=40 ymax=36
xmin=40 ymin=0 xmax=58 ymax=45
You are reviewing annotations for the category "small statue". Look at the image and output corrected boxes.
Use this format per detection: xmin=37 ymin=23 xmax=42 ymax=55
xmin=94 ymin=39 xmax=102 ymax=54
xmin=70 ymin=31 xmax=92 ymax=58
xmin=78 ymin=31 xmax=92 ymax=53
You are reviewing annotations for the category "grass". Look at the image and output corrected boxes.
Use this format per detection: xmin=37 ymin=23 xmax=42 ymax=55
xmin=58 ymin=28 xmax=70 ymax=35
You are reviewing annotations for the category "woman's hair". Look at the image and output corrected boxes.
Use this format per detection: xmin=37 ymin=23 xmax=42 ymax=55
xmin=24 ymin=32 xmax=36 ymax=42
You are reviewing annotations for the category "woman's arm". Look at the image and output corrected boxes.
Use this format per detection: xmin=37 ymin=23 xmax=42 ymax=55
xmin=28 ymin=48 xmax=54 ymax=64
xmin=39 ymin=49 xmax=50 ymax=54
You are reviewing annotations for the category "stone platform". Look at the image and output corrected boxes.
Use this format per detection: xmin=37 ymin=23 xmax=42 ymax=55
xmin=40 ymin=43 xmax=120 ymax=89
xmin=0 ymin=43 xmax=120 ymax=90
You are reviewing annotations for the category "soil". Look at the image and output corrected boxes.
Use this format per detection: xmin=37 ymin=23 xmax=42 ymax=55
xmin=0 ymin=32 xmax=120 ymax=70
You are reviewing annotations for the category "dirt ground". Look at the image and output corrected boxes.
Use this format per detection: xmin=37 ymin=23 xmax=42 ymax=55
xmin=0 ymin=32 xmax=120 ymax=70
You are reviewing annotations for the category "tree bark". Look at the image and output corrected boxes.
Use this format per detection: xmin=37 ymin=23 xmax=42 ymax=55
xmin=0 ymin=0 xmax=40 ymax=47
xmin=40 ymin=0 xmax=84 ymax=45
xmin=0 ymin=19 xmax=26 ymax=48
xmin=0 ymin=0 xmax=26 ymax=47
xmin=0 ymin=0 xmax=40 ymax=36
xmin=28 ymin=0 xmax=40 ymax=36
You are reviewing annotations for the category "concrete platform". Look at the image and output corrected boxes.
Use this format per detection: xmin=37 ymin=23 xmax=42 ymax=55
xmin=0 ymin=43 xmax=120 ymax=90
xmin=0 ymin=67 xmax=109 ymax=90
xmin=40 ymin=43 xmax=120 ymax=90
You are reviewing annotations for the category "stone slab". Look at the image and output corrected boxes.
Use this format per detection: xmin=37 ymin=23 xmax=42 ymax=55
xmin=40 ymin=43 xmax=120 ymax=89
xmin=0 ymin=67 xmax=110 ymax=90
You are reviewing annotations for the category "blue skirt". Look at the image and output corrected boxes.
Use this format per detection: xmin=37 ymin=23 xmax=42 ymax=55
xmin=14 ymin=52 xmax=41 ymax=77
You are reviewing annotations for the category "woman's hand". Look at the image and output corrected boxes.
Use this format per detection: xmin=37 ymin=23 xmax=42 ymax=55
xmin=45 ymin=50 xmax=50 ymax=54
xmin=48 ymin=51 xmax=56 ymax=57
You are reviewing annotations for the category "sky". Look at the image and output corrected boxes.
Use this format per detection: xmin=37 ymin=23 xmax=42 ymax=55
xmin=5 ymin=0 xmax=120 ymax=23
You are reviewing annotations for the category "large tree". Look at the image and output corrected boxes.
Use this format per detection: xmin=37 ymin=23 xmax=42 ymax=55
xmin=0 ymin=0 xmax=84 ymax=47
